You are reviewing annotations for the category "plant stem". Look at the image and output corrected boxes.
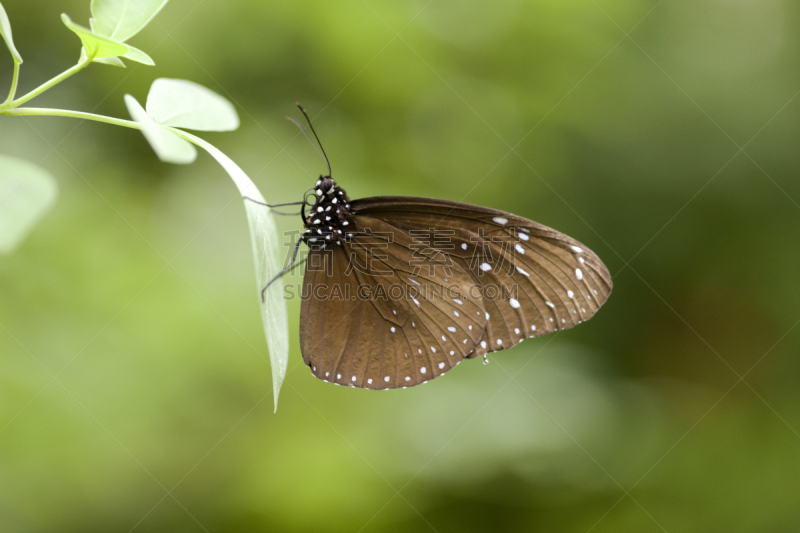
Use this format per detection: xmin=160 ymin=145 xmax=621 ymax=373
xmin=4 ymin=60 xmax=20 ymax=105
xmin=8 ymin=58 xmax=90 ymax=108
xmin=1 ymin=107 xmax=140 ymax=130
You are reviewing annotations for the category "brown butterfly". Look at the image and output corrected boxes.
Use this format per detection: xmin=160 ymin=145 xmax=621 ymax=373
xmin=256 ymin=105 xmax=612 ymax=390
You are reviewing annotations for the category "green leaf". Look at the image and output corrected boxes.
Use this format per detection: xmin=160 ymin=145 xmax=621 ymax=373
xmin=0 ymin=155 xmax=58 ymax=254
xmin=146 ymin=78 xmax=239 ymax=131
xmin=90 ymin=0 xmax=169 ymax=42
xmin=62 ymin=13 xmax=129 ymax=61
xmin=173 ymin=130 xmax=289 ymax=412
xmin=122 ymin=44 xmax=154 ymax=65
xmin=124 ymin=94 xmax=196 ymax=164
xmin=0 ymin=2 xmax=22 ymax=63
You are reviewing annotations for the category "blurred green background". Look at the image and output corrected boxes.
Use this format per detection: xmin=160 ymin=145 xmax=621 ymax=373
xmin=2 ymin=0 xmax=800 ymax=531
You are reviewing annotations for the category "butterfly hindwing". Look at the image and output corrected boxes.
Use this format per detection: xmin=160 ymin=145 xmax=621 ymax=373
xmin=299 ymin=216 xmax=486 ymax=389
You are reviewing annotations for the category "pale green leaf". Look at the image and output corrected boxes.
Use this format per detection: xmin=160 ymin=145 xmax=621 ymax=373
xmin=146 ymin=78 xmax=239 ymax=131
xmin=0 ymin=155 xmax=58 ymax=254
xmin=0 ymin=2 xmax=22 ymax=63
xmin=62 ymin=13 xmax=129 ymax=60
xmin=122 ymin=44 xmax=154 ymax=65
xmin=173 ymin=130 xmax=289 ymax=411
xmin=124 ymin=94 xmax=196 ymax=164
xmin=93 ymin=55 xmax=126 ymax=67
xmin=90 ymin=0 xmax=169 ymax=42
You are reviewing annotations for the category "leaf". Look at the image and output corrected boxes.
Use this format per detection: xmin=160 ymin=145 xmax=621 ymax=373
xmin=124 ymin=94 xmax=196 ymax=164
xmin=0 ymin=2 xmax=22 ymax=63
xmin=0 ymin=155 xmax=58 ymax=254
xmin=62 ymin=13 xmax=129 ymax=61
xmin=172 ymin=130 xmax=289 ymax=412
xmin=146 ymin=78 xmax=239 ymax=131
xmin=90 ymin=0 xmax=169 ymax=43
xmin=122 ymin=44 xmax=154 ymax=66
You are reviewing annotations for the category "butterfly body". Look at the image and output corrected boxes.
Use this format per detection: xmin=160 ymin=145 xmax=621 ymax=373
xmin=301 ymin=177 xmax=354 ymax=247
xmin=296 ymin=177 xmax=612 ymax=390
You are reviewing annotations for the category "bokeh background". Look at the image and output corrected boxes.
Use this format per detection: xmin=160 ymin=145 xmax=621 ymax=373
xmin=2 ymin=0 xmax=800 ymax=531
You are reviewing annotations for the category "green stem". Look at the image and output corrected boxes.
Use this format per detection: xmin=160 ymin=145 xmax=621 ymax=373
xmin=8 ymin=58 xmax=90 ymax=108
xmin=1 ymin=107 xmax=141 ymax=129
xmin=4 ymin=60 xmax=20 ymax=105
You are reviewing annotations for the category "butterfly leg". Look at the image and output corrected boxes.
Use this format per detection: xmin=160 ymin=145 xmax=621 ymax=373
xmin=242 ymin=197 xmax=305 ymax=216
xmin=261 ymin=237 xmax=305 ymax=302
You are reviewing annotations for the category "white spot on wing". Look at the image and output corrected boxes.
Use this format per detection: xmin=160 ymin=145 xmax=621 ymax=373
xmin=405 ymin=376 xmax=411 ymax=382
xmin=408 ymin=278 xmax=421 ymax=286
xmin=431 ymin=346 xmax=437 ymax=353
xmin=571 ymin=245 xmax=583 ymax=253
xmin=514 ymin=328 xmax=520 ymax=334
xmin=497 ymin=339 xmax=502 ymax=345
xmin=480 ymin=263 xmax=492 ymax=272
xmin=493 ymin=216 xmax=508 ymax=225
xmin=453 ymin=299 xmax=463 ymax=305
xmin=420 ymin=367 xmax=427 ymax=374
xmin=448 ymin=327 xmax=457 ymax=333
xmin=567 ymin=290 xmax=574 ymax=298
xmin=412 ymin=296 xmax=421 ymax=307
xmin=352 ymin=376 xmax=356 ymax=381
xmin=390 ymin=327 xmax=396 ymax=333
xmin=439 ymin=362 xmax=445 ymax=369
xmin=461 ymin=243 xmax=468 ymax=250
xmin=368 ymin=378 xmax=373 ymax=384
xmin=509 ymin=298 xmax=521 ymax=309
xmin=480 ymin=341 xmax=487 ymax=349
xmin=519 ymin=233 xmax=529 ymax=241
xmin=576 ymin=268 xmax=583 ymax=280
xmin=384 ymin=376 xmax=390 ymax=382
xmin=515 ymin=244 xmax=525 ymax=254
xmin=516 ymin=266 xmax=530 ymax=277
xmin=545 ymin=301 xmax=555 ymax=308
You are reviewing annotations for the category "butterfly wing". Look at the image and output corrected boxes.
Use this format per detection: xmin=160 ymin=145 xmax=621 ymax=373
xmin=299 ymin=216 xmax=486 ymax=389
xmin=351 ymin=196 xmax=612 ymax=358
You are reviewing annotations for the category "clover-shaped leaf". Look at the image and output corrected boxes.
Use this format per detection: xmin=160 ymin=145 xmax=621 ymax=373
xmin=0 ymin=2 xmax=22 ymax=63
xmin=62 ymin=13 xmax=129 ymax=61
xmin=90 ymin=0 xmax=169 ymax=43
xmin=0 ymin=155 xmax=58 ymax=254
xmin=125 ymin=94 xmax=197 ymax=164
xmin=146 ymin=78 xmax=240 ymax=131
xmin=125 ymin=79 xmax=239 ymax=163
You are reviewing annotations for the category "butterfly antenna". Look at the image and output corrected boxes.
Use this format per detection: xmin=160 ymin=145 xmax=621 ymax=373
xmin=295 ymin=103 xmax=333 ymax=177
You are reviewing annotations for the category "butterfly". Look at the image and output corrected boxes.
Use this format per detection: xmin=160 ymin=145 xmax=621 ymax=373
xmin=256 ymin=105 xmax=612 ymax=390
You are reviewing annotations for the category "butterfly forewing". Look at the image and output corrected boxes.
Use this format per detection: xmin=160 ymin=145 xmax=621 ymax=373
xmin=350 ymin=196 xmax=612 ymax=358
